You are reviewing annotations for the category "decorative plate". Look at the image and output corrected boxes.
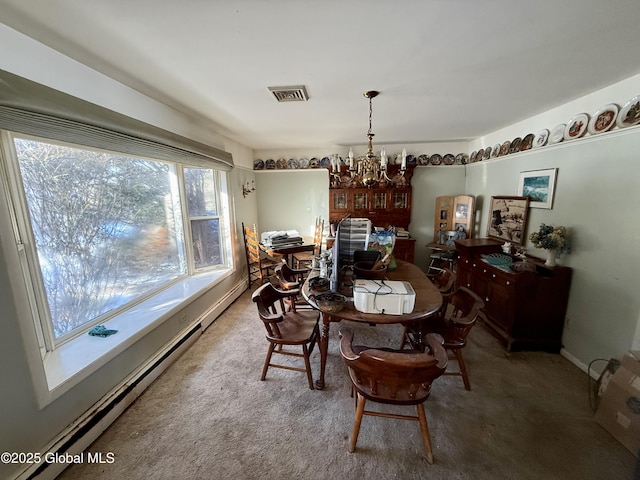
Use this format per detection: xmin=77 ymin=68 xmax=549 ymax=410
xmin=320 ymin=156 xmax=331 ymax=168
xmin=418 ymin=154 xmax=430 ymax=165
xmin=481 ymin=253 xmax=513 ymax=267
xmin=265 ymin=158 xmax=276 ymax=169
xmin=491 ymin=144 xmax=501 ymax=158
xmin=548 ymin=124 xmax=566 ymax=144
xmin=287 ymin=158 xmax=300 ymax=169
xmin=253 ymin=159 xmax=265 ymax=170
xmin=499 ymin=140 xmax=510 ymax=156
xmin=406 ymin=154 xmax=417 ymax=165
xmin=509 ymin=137 xmax=522 ymax=153
xmin=276 ymin=157 xmax=287 ymax=169
xmin=616 ymin=95 xmax=640 ymax=128
xmin=588 ymin=104 xmax=618 ymax=134
xmin=443 ymin=153 xmax=456 ymax=165
xmin=470 ymin=151 xmax=477 ymax=163
xmin=476 ymin=148 xmax=485 ymax=161
xmin=563 ymin=113 xmax=589 ymax=141
xmin=429 ymin=154 xmax=442 ymax=165
xmin=299 ymin=157 xmax=309 ymax=168
xmin=455 ymin=153 xmax=469 ymax=165
xmin=533 ymin=129 xmax=549 ymax=148
xmin=521 ymin=133 xmax=535 ymax=151
xmin=482 ymin=147 xmax=491 ymax=160
xmin=309 ymin=157 xmax=319 ymax=168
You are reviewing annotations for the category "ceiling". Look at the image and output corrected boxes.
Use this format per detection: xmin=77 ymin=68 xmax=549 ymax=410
xmin=2 ymin=0 xmax=640 ymax=150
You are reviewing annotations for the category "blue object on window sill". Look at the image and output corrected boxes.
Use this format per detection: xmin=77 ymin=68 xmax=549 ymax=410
xmin=88 ymin=325 xmax=118 ymax=337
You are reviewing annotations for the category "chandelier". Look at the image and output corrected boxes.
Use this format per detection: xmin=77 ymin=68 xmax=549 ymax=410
xmin=330 ymin=90 xmax=407 ymax=188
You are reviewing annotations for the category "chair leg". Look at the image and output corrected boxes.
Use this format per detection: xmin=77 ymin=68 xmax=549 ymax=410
xmin=349 ymin=392 xmax=366 ymax=453
xmin=399 ymin=327 xmax=409 ymax=350
xmin=454 ymin=349 xmax=471 ymax=390
xmin=261 ymin=343 xmax=276 ymax=381
xmin=302 ymin=344 xmax=314 ymax=390
xmin=416 ymin=404 xmax=434 ymax=464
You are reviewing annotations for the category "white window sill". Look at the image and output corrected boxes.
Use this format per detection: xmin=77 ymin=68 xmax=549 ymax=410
xmin=43 ymin=268 xmax=233 ymax=400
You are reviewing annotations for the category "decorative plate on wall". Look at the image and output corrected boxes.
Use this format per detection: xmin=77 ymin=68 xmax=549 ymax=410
xmin=492 ymin=144 xmax=501 ymax=157
xmin=470 ymin=151 xmax=477 ymax=163
xmin=299 ymin=157 xmax=309 ymax=168
xmin=429 ymin=154 xmax=442 ymax=165
xmin=276 ymin=158 xmax=287 ymax=169
xmin=563 ymin=113 xmax=589 ymax=141
xmin=287 ymin=158 xmax=300 ymax=169
xmin=253 ymin=159 xmax=265 ymax=170
xmin=443 ymin=153 xmax=456 ymax=165
xmin=499 ymin=141 xmax=511 ymax=156
xmin=265 ymin=158 xmax=276 ymax=169
xmin=548 ymin=124 xmax=565 ymax=144
xmin=533 ymin=129 xmax=549 ymax=148
xmin=588 ymin=103 xmax=618 ymax=134
xmin=616 ymin=95 xmax=640 ymax=128
xmin=521 ymin=133 xmax=535 ymax=151
xmin=418 ymin=154 xmax=430 ymax=165
xmin=482 ymin=147 xmax=491 ymax=160
xmin=456 ymin=153 xmax=469 ymax=164
xmin=509 ymin=137 xmax=522 ymax=153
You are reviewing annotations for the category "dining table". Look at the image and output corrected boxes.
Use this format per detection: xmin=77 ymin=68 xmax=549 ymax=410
xmin=301 ymin=259 xmax=443 ymax=389
xmin=259 ymin=242 xmax=315 ymax=267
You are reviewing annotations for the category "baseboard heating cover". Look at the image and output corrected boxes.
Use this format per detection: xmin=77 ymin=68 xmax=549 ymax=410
xmin=15 ymin=279 xmax=246 ymax=480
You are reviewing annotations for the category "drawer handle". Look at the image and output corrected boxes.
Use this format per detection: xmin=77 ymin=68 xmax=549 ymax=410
xmin=492 ymin=274 xmax=496 ymax=278
xmin=506 ymin=281 xmax=510 ymax=285
xmin=485 ymin=297 xmax=490 ymax=302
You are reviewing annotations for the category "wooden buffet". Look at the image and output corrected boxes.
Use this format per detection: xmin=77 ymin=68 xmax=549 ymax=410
xmin=454 ymin=238 xmax=572 ymax=352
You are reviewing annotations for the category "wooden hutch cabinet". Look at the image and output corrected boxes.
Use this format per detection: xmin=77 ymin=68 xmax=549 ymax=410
xmin=328 ymin=164 xmax=416 ymax=263
xmin=454 ymin=238 xmax=572 ymax=352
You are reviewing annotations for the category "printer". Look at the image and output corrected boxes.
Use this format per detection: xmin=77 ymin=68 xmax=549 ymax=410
xmin=353 ymin=279 xmax=416 ymax=315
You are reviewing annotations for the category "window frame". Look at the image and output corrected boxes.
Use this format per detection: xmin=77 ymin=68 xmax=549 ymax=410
xmin=1 ymin=130 xmax=234 ymax=352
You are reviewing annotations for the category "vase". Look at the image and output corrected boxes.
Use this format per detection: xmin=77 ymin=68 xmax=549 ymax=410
xmin=544 ymin=249 xmax=557 ymax=267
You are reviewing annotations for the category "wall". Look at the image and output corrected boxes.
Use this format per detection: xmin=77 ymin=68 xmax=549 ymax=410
xmin=0 ymin=25 xmax=255 ymax=480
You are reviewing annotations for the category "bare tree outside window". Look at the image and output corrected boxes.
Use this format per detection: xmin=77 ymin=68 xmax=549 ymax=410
xmin=14 ymin=138 xmax=185 ymax=338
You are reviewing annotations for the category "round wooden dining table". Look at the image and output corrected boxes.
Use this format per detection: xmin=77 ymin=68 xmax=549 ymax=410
xmin=302 ymin=260 xmax=442 ymax=389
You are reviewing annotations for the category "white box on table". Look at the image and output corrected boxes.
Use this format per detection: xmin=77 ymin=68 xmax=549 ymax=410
xmin=352 ymin=279 xmax=415 ymax=315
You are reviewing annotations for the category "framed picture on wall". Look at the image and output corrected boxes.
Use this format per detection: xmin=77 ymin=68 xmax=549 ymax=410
xmin=486 ymin=196 xmax=530 ymax=245
xmin=517 ymin=168 xmax=558 ymax=209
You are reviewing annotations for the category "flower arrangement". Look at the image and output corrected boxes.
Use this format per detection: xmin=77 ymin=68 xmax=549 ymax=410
xmin=529 ymin=223 xmax=570 ymax=253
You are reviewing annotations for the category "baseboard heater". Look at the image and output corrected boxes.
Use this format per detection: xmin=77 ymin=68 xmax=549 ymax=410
xmin=17 ymin=280 xmax=246 ymax=480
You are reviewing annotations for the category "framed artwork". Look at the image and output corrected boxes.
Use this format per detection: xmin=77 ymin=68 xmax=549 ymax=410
xmin=486 ymin=196 xmax=530 ymax=245
xmin=517 ymin=168 xmax=558 ymax=209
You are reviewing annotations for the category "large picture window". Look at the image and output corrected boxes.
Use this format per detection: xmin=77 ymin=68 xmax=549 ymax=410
xmin=5 ymin=134 xmax=233 ymax=345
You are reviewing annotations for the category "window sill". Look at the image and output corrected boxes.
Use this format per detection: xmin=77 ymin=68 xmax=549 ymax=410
xmin=42 ymin=268 xmax=233 ymax=401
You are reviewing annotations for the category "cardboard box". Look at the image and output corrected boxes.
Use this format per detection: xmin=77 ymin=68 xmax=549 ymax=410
xmin=594 ymin=351 xmax=640 ymax=456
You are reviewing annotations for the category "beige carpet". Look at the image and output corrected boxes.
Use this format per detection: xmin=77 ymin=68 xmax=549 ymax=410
xmin=58 ymin=289 xmax=635 ymax=480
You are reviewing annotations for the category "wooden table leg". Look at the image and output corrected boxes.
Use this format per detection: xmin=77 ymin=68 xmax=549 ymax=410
xmin=315 ymin=314 xmax=331 ymax=390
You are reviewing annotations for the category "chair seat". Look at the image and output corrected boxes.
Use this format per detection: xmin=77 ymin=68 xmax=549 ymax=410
xmin=423 ymin=320 xmax=467 ymax=349
xmin=265 ymin=311 xmax=319 ymax=344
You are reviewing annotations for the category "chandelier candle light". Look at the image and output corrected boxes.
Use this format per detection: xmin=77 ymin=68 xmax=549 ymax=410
xmin=330 ymin=90 xmax=407 ymax=188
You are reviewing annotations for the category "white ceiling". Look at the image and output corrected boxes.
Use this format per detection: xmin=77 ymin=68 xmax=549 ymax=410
xmin=2 ymin=0 xmax=640 ymax=150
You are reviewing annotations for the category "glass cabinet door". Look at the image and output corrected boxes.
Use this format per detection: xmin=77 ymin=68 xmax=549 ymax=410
xmin=354 ymin=192 xmax=368 ymax=210
xmin=372 ymin=192 xmax=387 ymax=209
xmin=393 ymin=192 xmax=408 ymax=209
xmin=332 ymin=191 xmax=349 ymax=210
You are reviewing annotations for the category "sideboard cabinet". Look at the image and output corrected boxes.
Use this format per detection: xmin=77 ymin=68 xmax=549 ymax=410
xmin=454 ymin=238 xmax=572 ymax=352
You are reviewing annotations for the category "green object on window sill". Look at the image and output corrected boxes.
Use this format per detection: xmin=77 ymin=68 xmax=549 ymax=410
xmin=88 ymin=325 xmax=118 ymax=337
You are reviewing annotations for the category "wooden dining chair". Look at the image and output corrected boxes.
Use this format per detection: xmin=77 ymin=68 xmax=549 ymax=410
xmin=339 ymin=327 xmax=448 ymax=463
xmin=426 ymin=267 xmax=457 ymax=295
xmin=293 ymin=217 xmax=324 ymax=268
xmin=401 ymin=287 xmax=484 ymax=390
xmin=252 ymin=282 xmax=320 ymax=389
xmin=242 ymin=222 xmax=281 ymax=286
xmin=271 ymin=262 xmax=313 ymax=311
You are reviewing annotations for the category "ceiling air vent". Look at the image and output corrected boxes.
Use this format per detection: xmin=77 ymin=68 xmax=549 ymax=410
xmin=268 ymin=85 xmax=309 ymax=102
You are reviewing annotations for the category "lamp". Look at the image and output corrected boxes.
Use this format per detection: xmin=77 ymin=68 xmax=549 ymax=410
xmin=330 ymin=90 xmax=406 ymax=188
xmin=242 ymin=180 xmax=255 ymax=198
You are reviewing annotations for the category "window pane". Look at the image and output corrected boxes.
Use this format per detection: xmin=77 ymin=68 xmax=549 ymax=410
xmin=191 ymin=219 xmax=221 ymax=268
xmin=13 ymin=137 xmax=185 ymax=339
xmin=185 ymin=168 xmax=217 ymax=216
